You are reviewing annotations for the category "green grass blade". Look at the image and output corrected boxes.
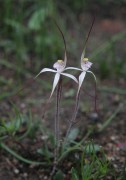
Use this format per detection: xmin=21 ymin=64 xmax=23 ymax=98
xmin=98 ymin=106 xmax=121 ymax=132
xmin=99 ymin=86 xmax=126 ymax=95
xmin=0 ymin=142 xmax=49 ymax=165
xmin=90 ymin=31 xmax=126 ymax=59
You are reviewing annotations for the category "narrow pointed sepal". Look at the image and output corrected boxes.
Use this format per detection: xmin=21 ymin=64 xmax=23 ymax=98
xmin=35 ymin=68 xmax=56 ymax=79
xmin=61 ymin=72 xmax=78 ymax=83
xmin=64 ymin=67 xmax=82 ymax=71
xmin=87 ymin=70 xmax=97 ymax=82
xmin=77 ymin=71 xmax=86 ymax=96
xmin=50 ymin=73 xmax=61 ymax=99
xmin=81 ymin=48 xmax=86 ymax=63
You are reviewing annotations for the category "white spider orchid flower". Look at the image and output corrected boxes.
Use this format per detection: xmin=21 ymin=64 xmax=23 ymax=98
xmin=35 ymin=57 xmax=78 ymax=98
xmin=74 ymin=16 xmax=96 ymax=96
xmin=77 ymin=57 xmax=96 ymax=95
xmin=65 ymin=57 xmax=96 ymax=96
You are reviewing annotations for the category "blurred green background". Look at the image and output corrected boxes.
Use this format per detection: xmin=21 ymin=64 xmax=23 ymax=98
xmin=0 ymin=0 xmax=126 ymax=96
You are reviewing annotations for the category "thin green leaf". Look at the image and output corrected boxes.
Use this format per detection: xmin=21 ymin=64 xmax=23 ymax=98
xmin=53 ymin=170 xmax=64 ymax=180
xmin=98 ymin=106 xmax=121 ymax=132
xmin=0 ymin=143 xmax=49 ymax=165
xmin=71 ymin=167 xmax=79 ymax=180
xmin=28 ymin=8 xmax=48 ymax=30
xmin=67 ymin=128 xmax=79 ymax=143
xmin=84 ymin=144 xmax=102 ymax=154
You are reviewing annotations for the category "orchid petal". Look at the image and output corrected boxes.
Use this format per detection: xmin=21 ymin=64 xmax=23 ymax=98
xmin=61 ymin=72 xmax=78 ymax=83
xmin=35 ymin=68 xmax=56 ymax=78
xmin=77 ymin=71 xmax=86 ymax=96
xmin=87 ymin=70 xmax=97 ymax=82
xmin=81 ymin=17 xmax=95 ymax=63
xmin=64 ymin=67 xmax=82 ymax=71
xmin=53 ymin=19 xmax=67 ymax=68
xmin=64 ymin=51 xmax=67 ymax=68
xmin=50 ymin=73 xmax=60 ymax=98
xmin=81 ymin=48 xmax=86 ymax=63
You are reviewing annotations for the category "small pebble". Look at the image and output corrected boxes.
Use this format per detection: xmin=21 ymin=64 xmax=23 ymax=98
xmin=22 ymin=173 xmax=28 ymax=178
xmin=107 ymin=143 xmax=113 ymax=148
xmin=14 ymin=168 xmax=19 ymax=174
xmin=110 ymin=135 xmax=117 ymax=141
xmin=89 ymin=112 xmax=99 ymax=122
xmin=44 ymin=176 xmax=48 ymax=180
xmin=113 ymin=164 xmax=118 ymax=169
xmin=74 ymin=153 xmax=80 ymax=160
xmin=20 ymin=103 xmax=26 ymax=109
xmin=41 ymin=135 xmax=48 ymax=140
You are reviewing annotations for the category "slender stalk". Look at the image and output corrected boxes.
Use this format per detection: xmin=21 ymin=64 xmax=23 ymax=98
xmin=50 ymin=77 xmax=62 ymax=177
xmin=64 ymin=16 xmax=96 ymax=143
xmin=55 ymin=77 xmax=62 ymax=148
xmin=94 ymin=79 xmax=98 ymax=113
xmin=65 ymin=76 xmax=97 ymax=147
xmin=64 ymin=91 xmax=80 ymax=146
